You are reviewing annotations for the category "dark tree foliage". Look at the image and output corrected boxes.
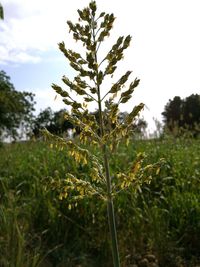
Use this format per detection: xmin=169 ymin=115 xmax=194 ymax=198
xmin=32 ymin=107 xmax=54 ymax=137
xmin=162 ymin=96 xmax=183 ymax=130
xmin=183 ymin=94 xmax=200 ymax=129
xmin=0 ymin=2 xmax=3 ymax=19
xmin=0 ymin=71 xmax=35 ymax=140
xmin=32 ymin=107 xmax=73 ymax=138
xmin=162 ymin=94 xmax=200 ymax=136
xmin=53 ymin=109 xmax=74 ymax=135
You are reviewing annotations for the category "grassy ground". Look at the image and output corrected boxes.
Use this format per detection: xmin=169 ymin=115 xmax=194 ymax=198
xmin=0 ymin=137 xmax=199 ymax=266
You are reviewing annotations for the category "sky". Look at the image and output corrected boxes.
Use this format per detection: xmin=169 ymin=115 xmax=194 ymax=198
xmin=0 ymin=0 xmax=200 ymax=132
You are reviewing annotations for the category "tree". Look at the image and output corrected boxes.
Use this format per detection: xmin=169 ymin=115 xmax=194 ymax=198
xmin=162 ymin=94 xmax=200 ymax=136
xmin=32 ymin=108 xmax=73 ymax=138
xmin=162 ymin=96 xmax=183 ymax=131
xmin=0 ymin=2 xmax=3 ymax=20
xmin=133 ymin=117 xmax=148 ymax=137
xmin=44 ymin=2 xmax=158 ymax=266
xmin=32 ymin=107 xmax=54 ymax=138
xmin=53 ymin=109 xmax=74 ymax=135
xmin=0 ymin=71 xmax=35 ymax=140
xmin=183 ymin=94 xmax=200 ymax=131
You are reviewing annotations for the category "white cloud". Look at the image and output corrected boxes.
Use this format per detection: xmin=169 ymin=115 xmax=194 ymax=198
xmin=10 ymin=51 xmax=41 ymax=64
xmin=2 ymin=0 xmax=200 ymax=70
xmin=1 ymin=0 xmax=200 ymax=126
xmin=0 ymin=0 xmax=91 ymax=64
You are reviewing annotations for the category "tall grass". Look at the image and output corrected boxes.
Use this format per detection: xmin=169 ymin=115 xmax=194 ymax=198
xmin=0 ymin=137 xmax=199 ymax=266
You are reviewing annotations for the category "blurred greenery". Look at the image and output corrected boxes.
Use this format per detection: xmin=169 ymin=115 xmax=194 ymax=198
xmin=0 ymin=71 xmax=35 ymax=141
xmin=0 ymin=137 xmax=199 ymax=266
xmin=162 ymin=94 xmax=200 ymax=137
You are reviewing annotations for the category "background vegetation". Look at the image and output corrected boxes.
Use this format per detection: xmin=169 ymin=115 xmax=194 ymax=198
xmin=0 ymin=136 xmax=200 ymax=267
xmin=162 ymin=94 xmax=200 ymax=137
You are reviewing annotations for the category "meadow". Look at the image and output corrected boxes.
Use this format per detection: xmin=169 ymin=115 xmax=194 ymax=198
xmin=0 ymin=136 xmax=199 ymax=267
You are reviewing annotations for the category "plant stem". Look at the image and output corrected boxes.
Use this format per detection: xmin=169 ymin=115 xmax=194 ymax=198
xmin=91 ymin=13 xmax=120 ymax=266
xmin=96 ymin=67 xmax=120 ymax=267
xmin=103 ymin=144 xmax=121 ymax=267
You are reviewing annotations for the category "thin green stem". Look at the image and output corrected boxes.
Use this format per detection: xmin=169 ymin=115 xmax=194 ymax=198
xmin=91 ymin=14 xmax=120 ymax=267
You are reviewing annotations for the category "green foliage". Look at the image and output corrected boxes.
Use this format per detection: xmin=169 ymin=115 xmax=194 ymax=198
xmin=0 ymin=138 xmax=200 ymax=266
xmin=0 ymin=71 xmax=35 ymax=140
xmin=0 ymin=177 xmax=43 ymax=267
xmin=0 ymin=2 xmax=3 ymax=20
xmin=32 ymin=107 xmax=74 ymax=138
xmin=162 ymin=94 xmax=200 ymax=136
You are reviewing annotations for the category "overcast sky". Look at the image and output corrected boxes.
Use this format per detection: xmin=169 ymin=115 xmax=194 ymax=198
xmin=1 ymin=0 xmax=200 ymax=132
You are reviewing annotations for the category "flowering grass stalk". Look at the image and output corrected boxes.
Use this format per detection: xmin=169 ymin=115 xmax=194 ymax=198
xmin=44 ymin=2 xmax=153 ymax=266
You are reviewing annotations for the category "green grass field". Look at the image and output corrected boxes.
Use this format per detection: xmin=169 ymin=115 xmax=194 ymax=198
xmin=0 ymin=137 xmax=199 ymax=267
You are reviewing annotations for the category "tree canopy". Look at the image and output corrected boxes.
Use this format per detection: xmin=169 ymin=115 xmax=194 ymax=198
xmin=32 ymin=107 xmax=73 ymax=138
xmin=0 ymin=71 xmax=35 ymax=140
xmin=162 ymin=94 xmax=200 ymax=136
xmin=0 ymin=2 xmax=3 ymax=19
